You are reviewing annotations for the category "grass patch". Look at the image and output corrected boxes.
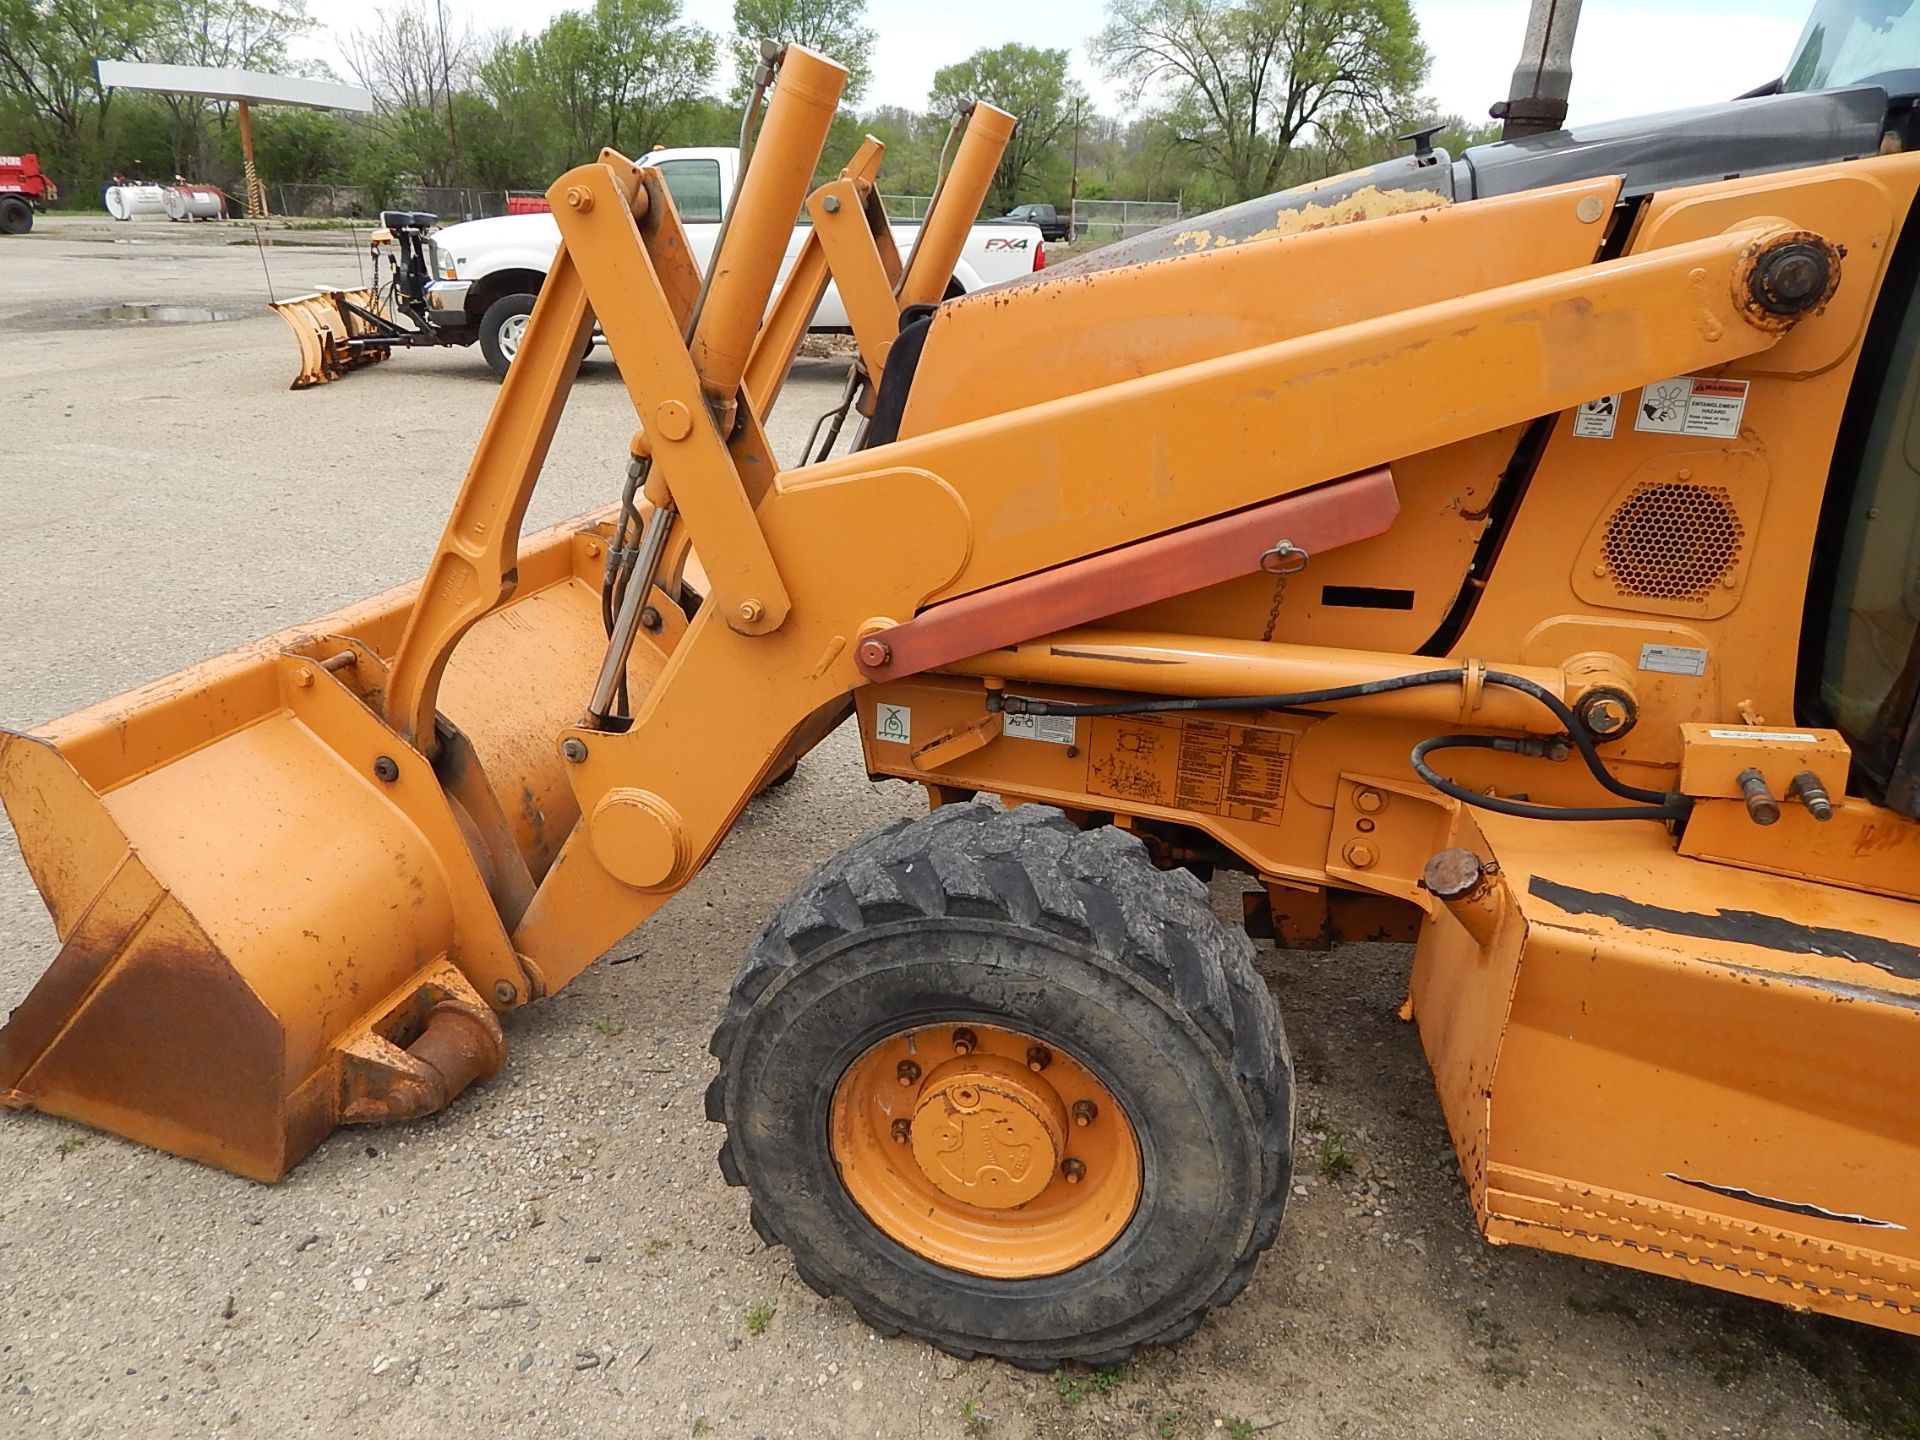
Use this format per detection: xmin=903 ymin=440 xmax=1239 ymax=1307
xmin=743 ymin=1298 xmax=774 ymax=1336
xmin=1314 ymin=1126 xmax=1357 ymax=1182
xmin=1053 ymin=1364 xmax=1125 ymax=1407
xmin=1224 ymin=1420 xmax=1256 ymax=1440
xmin=590 ymin=1017 xmax=626 ymax=1038
xmin=959 ymin=1396 xmax=990 ymax=1436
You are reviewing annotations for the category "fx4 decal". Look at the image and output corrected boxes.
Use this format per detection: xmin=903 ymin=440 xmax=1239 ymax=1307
xmin=984 ymin=236 xmax=1031 ymax=251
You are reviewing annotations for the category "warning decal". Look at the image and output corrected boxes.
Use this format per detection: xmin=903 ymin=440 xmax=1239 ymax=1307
xmin=1085 ymin=714 xmax=1293 ymax=823
xmin=1572 ymin=394 xmax=1620 ymax=439
xmin=1634 ymin=376 xmax=1751 ymax=438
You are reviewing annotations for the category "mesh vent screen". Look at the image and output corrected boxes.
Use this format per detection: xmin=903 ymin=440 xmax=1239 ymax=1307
xmin=1602 ymin=482 xmax=1744 ymax=600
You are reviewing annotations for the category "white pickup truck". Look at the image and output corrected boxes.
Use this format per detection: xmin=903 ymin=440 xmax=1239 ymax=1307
xmin=422 ymin=145 xmax=1047 ymax=376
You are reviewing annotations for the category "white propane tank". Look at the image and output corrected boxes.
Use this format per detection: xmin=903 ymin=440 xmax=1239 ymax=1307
xmin=105 ymin=184 xmax=167 ymax=221
xmin=164 ymin=184 xmax=226 ymax=221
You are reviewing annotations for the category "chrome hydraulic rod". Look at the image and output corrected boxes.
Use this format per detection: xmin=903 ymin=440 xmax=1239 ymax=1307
xmin=587 ymin=502 xmax=677 ymax=724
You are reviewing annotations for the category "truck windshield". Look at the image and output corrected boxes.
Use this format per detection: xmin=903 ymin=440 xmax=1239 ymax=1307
xmin=1783 ymin=0 xmax=1920 ymax=91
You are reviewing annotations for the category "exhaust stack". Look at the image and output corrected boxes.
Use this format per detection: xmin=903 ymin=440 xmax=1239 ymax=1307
xmin=1496 ymin=0 xmax=1583 ymax=139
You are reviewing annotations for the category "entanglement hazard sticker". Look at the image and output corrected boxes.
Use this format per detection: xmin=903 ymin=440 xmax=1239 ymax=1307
xmin=1634 ymin=376 xmax=1750 ymax=438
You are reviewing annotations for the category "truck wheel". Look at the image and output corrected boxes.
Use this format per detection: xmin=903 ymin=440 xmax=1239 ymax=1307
xmin=707 ymin=803 xmax=1292 ymax=1366
xmin=1 ymin=197 xmax=32 ymax=235
xmin=478 ymin=292 xmax=537 ymax=378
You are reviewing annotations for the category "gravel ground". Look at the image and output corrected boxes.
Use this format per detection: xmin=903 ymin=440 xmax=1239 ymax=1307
xmin=2 ymin=215 xmax=1916 ymax=1440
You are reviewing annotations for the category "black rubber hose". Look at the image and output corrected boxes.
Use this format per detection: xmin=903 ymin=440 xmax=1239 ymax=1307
xmin=1412 ymin=735 xmax=1690 ymax=823
xmin=995 ymin=665 xmax=1685 ymax=817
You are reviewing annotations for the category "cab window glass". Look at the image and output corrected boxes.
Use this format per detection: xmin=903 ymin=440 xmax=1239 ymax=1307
xmin=1819 ymin=268 xmax=1920 ymax=785
xmin=656 ymin=158 xmax=723 ymax=222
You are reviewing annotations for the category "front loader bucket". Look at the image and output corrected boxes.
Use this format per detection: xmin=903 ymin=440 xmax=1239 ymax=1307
xmin=271 ymin=288 xmax=388 ymax=389
xmin=0 ymin=514 xmax=636 ymax=1181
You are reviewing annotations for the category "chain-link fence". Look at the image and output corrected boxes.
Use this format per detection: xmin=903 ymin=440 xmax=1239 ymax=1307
xmin=1069 ymin=198 xmax=1185 ymax=245
xmin=263 ymin=182 xmax=511 ymax=222
xmin=880 ymin=193 xmax=932 ymax=221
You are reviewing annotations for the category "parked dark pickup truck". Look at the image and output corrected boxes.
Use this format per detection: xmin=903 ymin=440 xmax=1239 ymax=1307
xmin=992 ymin=202 xmax=1071 ymax=241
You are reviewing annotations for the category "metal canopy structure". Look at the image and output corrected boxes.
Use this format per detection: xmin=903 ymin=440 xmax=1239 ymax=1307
xmin=94 ymin=61 xmax=374 ymax=218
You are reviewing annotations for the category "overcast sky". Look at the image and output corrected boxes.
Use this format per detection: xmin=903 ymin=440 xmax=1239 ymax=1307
xmin=298 ymin=0 xmax=1812 ymax=131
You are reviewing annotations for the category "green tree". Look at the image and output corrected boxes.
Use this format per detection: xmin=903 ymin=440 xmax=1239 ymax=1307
xmin=532 ymin=0 xmax=717 ymax=159
xmin=0 ymin=0 xmax=157 ymax=180
xmin=730 ymin=0 xmax=874 ymax=102
xmin=147 ymin=0 xmax=314 ymax=174
xmin=1094 ymin=0 xmax=1428 ymax=203
xmin=250 ymin=104 xmax=349 ymax=183
xmin=928 ymin=43 xmax=1083 ymax=209
xmin=473 ymin=35 xmax=567 ymax=183
xmin=345 ymin=0 xmax=481 ymax=183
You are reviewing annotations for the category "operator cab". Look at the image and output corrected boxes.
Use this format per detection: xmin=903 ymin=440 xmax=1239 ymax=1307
xmin=1783 ymin=0 xmax=1920 ymax=101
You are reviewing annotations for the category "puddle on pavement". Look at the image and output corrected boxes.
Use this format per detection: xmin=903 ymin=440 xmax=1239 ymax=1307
xmin=90 ymin=302 xmax=250 ymax=324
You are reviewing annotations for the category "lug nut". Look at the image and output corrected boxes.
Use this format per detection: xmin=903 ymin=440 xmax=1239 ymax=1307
xmin=1026 ymin=1045 xmax=1052 ymax=1072
xmin=857 ymin=637 xmax=892 ymax=669
xmin=890 ymin=1117 xmax=911 ymax=1144
xmin=561 ymin=737 xmax=589 ymax=763
xmin=492 ymin=979 xmax=517 ymax=1005
xmin=1071 ymin=1099 xmax=1098 ymax=1128
xmin=640 ymin=605 xmax=662 ymax=633
xmin=1061 ymin=1158 xmax=1087 ymax=1185
xmin=896 ymin=1058 xmax=921 ymax=1087
xmin=952 ymin=1027 xmax=977 ymax=1056
xmin=372 ymin=755 xmax=400 ymax=783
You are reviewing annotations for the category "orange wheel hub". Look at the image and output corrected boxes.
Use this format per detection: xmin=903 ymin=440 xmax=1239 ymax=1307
xmin=829 ymin=1022 xmax=1141 ymax=1278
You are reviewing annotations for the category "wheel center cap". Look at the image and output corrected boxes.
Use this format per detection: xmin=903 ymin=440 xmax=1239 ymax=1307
xmin=909 ymin=1053 xmax=1068 ymax=1209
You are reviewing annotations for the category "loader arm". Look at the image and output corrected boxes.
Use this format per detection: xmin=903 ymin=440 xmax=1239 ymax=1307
xmin=0 ymin=37 xmax=1883 ymax=1196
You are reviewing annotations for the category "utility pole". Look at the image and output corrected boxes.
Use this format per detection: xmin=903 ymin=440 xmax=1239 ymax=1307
xmin=1068 ymin=96 xmax=1083 ymax=241
xmin=437 ymin=0 xmax=460 ymax=184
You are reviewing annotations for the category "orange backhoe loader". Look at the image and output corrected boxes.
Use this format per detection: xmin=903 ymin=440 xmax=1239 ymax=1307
xmin=5 ymin=2 xmax=1920 ymax=1366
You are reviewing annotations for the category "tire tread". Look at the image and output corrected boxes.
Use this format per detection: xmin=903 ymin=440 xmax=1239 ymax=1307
xmin=711 ymin=801 xmax=1291 ymax=1367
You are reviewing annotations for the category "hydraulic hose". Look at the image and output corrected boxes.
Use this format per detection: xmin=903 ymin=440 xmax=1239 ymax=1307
xmin=994 ymin=667 xmax=1687 ymax=823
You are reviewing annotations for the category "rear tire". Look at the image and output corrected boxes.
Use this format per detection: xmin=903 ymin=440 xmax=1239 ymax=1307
xmin=478 ymin=291 xmax=537 ymax=378
xmin=706 ymin=802 xmax=1292 ymax=1366
xmin=1 ymin=197 xmax=33 ymax=235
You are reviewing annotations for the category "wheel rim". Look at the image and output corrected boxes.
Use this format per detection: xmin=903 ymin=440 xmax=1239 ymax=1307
xmin=498 ymin=311 xmax=530 ymax=360
xmin=830 ymin=1021 xmax=1142 ymax=1278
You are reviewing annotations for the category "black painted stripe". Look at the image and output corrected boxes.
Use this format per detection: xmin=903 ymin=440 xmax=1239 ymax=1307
xmin=1664 ymin=1173 xmax=1905 ymax=1230
xmin=1528 ymin=875 xmax=1920 ymax=982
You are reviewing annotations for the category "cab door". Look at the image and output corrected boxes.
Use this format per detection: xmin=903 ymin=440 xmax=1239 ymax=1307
xmin=1810 ymin=222 xmax=1920 ymax=814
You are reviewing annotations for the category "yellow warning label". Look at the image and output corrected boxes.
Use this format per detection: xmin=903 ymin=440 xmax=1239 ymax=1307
xmin=1085 ymin=714 xmax=1292 ymax=823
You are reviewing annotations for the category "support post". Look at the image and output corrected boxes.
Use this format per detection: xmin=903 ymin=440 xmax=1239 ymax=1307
xmin=236 ymin=98 xmax=266 ymax=218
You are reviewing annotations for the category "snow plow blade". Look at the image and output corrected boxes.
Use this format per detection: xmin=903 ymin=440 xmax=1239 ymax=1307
xmin=271 ymin=287 xmax=389 ymax=389
xmin=0 ymin=515 xmax=642 ymax=1181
